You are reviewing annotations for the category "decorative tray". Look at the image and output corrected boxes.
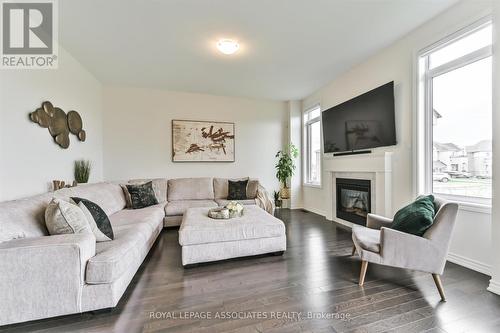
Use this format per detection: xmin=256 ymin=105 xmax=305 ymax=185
xmin=208 ymin=205 xmax=244 ymax=219
xmin=208 ymin=207 xmax=230 ymax=219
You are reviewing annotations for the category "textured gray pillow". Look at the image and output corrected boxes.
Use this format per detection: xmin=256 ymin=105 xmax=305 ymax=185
xmin=247 ymin=180 xmax=259 ymax=199
xmin=125 ymin=182 xmax=159 ymax=209
xmin=228 ymin=180 xmax=248 ymax=200
xmin=45 ymin=198 xmax=93 ymax=236
xmin=214 ymin=177 xmax=255 ymax=199
xmin=128 ymin=179 xmax=168 ymax=203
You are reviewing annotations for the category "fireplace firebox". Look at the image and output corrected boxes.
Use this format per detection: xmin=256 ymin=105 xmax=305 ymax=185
xmin=336 ymin=178 xmax=371 ymax=225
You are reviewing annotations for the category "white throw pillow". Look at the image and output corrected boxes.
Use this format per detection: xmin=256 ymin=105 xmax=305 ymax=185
xmin=45 ymin=198 xmax=93 ymax=236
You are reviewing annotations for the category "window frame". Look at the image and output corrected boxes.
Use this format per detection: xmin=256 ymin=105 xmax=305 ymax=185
xmin=416 ymin=18 xmax=492 ymax=207
xmin=303 ymin=104 xmax=322 ymax=188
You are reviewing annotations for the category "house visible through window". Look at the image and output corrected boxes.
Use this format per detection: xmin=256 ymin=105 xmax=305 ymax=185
xmin=419 ymin=20 xmax=492 ymax=204
xmin=304 ymin=105 xmax=321 ymax=186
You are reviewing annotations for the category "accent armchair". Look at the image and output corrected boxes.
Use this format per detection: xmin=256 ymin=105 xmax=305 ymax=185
xmin=351 ymin=197 xmax=458 ymax=301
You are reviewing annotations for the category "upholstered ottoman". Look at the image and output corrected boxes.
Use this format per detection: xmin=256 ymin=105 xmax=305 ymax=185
xmin=179 ymin=206 xmax=286 ymax=266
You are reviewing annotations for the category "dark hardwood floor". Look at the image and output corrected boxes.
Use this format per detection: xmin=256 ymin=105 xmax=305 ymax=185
xmin=2 ymin=209 xmax=500 ymax=333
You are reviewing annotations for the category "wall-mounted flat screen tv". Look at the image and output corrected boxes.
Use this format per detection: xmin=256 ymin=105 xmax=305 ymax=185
xmin=321 ymin=81 xmax=396 ymax=154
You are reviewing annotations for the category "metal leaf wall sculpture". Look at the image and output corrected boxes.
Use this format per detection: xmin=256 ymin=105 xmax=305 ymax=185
xmin=29 ymin=101 xmax=86 ymax=149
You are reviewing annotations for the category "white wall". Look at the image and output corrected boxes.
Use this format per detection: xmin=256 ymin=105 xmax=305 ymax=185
xmin=300 ymin=0 xmax=493 ymax=273
xmin=0 ymin=47 xmax=103 ymax=201
xmin=102 ymin=87 xmax=287 ymax=191
xmin=487 ymin=0 xmax=500 ymax=294
xmin=287 ymin=100 xmax=303 ymax=209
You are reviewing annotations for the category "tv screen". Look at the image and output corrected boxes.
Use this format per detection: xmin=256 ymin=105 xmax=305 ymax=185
xmin=322 ymin=81 xmax=396 ymax=153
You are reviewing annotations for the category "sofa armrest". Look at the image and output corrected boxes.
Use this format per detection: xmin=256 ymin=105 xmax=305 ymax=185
xmin=366 ymin=213 xmax=393 ymax=230
xmin=0 ymin=233 xmax=96 ymax=325
xmin=255 ymin=184 xmax=275 ymax=214
xmin=380 ymin=227 xmax=445 ymax=274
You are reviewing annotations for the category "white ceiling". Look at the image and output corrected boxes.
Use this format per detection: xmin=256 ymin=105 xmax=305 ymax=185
xmin=60 ymin=0 xmax=457 ymax=100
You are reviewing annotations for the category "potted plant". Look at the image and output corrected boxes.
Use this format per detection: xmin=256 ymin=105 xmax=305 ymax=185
xmin=74 ymin=159 xmax=92 ymax=184
xmin=273 ymin=191 xmax=282 ymax=208
xmin=275 ymin=143 xmax=299 ymax=199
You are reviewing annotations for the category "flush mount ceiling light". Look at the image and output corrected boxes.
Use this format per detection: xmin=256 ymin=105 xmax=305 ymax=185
xmin=216 ymin=39 xmax=239 ymax=55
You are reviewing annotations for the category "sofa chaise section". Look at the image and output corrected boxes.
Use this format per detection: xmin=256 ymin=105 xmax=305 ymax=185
xmin=0 ymin=233 xmax=96 ymax=325
xmin=0 ymin=182 xmax=164 ymax=326
xmin=86 ymin=205 xmax=164 ymax=285
xmin=0 ymin=177 xmax=275 ymax=325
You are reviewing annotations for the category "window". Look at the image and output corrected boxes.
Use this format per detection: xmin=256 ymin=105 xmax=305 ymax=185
xmin=304 ymin=105 xmax=322 ymax=186
xmin=418 ymin=20 xmax=492 ymax=204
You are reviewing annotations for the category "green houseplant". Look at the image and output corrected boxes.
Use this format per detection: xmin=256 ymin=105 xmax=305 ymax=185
xmin=273 ymin=190 xmax=282 ymax=208
xmin=74 ymin=160 xmax=92 ymax=184
xmin=275 ymin=143 xmax=299 ymax=199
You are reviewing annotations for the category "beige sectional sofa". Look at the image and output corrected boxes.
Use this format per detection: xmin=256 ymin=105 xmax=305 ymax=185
xmin=130 ymin=177 xmax=274 ymax=227
xmin=0 ymin=177 xmax=273 ymax=326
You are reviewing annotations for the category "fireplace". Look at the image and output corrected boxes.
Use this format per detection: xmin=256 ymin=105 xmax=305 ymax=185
xmin=336 ymin=178 xmax=371 ymax=225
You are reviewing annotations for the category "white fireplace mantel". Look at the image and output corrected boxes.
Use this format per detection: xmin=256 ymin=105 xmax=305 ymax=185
xmin=324 ymin=152 xmax=393 ymax=228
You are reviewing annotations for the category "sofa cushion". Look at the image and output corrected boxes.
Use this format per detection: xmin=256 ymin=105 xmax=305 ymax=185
xmin=179 ymin=206 xmax=285 ymax=246
xmin=129 ymin=178 xmax=168 ymax=203
xmin=352 ymin=225 xmax=381 ymax=253
xmin=164 ymin=215 xmax=183 ymax=227
xmin=0 ymin=193 xmax=52 ymax=241
xmin=216 ymin=199 xmax=257 ymax=206
xmin=109 ymin=204 xmax=164 ymax=231
xmin=165 ymin=200 xmax=218 ymax=216
xmin=120 ymin=184 xmax=133 ymax=208
xmin=168 ymin=178 xmax=214 ymax=201
xmin=246 ymin=180 xmax=259 ymax=199
xmin=55 ymin=182 xmax=126 ymax=216
xmin=213 ymin=178 xmax=259 ymax=199
xmin=86 ymin=222 xmax=159 ymax=284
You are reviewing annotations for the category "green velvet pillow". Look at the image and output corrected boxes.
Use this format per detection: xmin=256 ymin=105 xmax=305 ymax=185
xmin=390 ymin=195 xmax=435 ymax=236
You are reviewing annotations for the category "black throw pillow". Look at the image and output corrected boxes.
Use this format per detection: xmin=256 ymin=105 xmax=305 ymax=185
xmin=125 ymin=181 xmax=159 ymax=209
xmin=71 ymin=197 xmax=114 ymax=241
xmin=228 ymin=180 xmax=248 ymax=200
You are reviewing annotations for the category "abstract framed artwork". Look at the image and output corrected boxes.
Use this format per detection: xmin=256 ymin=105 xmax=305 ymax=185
xmin=172 ymin=120 xmax=235 ymax=162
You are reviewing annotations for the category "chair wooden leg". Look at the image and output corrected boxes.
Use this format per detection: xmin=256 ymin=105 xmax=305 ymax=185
xmin=359 ymin=261 xmax=368 ymax=286
xmin=432 ymin=274 xmax=446 ymax=301
xmin=351 ymin=245 xmax=356 ymax=256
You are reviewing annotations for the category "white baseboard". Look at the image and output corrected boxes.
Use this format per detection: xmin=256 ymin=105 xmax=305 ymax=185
xmin=331 ymin=218 xmax=354 ymax=229
xmin=447 ymin=252 xmax=491 ymax=276
xmin=324 ymin=223 xmax=491 ymax=275
xmin=301 ymin=207 xmax=326 ymax=217
xmin=305 ymin=210 xmax=492 ymax=277
xmin=487 ymin=279 xmax=500 ymax=295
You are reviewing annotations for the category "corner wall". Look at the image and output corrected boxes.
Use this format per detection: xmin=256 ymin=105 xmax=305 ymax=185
xmin=300 ymin=0 xmax=493 ymax=274
xmin=102 ymin=86 xmax=288 ymax=191
xmin=488 ymin=0 xmax=500 ymax=294
xmin=287 ymin=100 xmax=303 ymax=209
xmin=0 ymin=47 xmax=103 ymax=201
